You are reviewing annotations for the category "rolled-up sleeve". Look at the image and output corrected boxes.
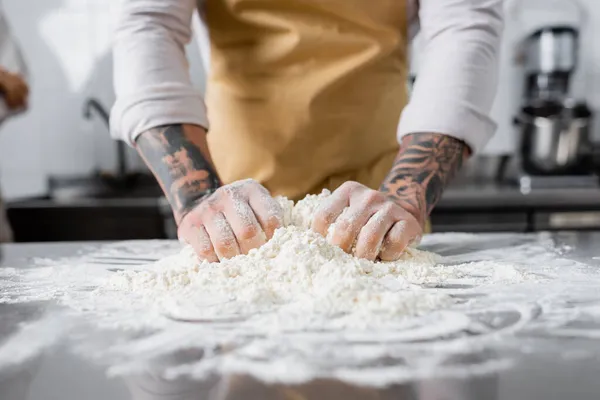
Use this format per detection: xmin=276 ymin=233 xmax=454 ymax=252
xmin=110 ymin=0 xmax=208 ymax=145
xmin=398 ymin=0 xmax=503 ymax=153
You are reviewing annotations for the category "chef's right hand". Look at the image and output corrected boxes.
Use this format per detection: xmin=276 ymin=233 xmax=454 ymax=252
xmin=177 ymin=179 xmax=284 ymax=262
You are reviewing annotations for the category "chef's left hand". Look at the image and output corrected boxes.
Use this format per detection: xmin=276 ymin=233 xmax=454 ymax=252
xmin=311 ymin=181 xmax=423 ymax=261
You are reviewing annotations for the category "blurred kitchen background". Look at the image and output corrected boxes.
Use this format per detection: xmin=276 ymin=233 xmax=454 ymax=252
xmin=1 ymin=0 xmax=600 ymax=241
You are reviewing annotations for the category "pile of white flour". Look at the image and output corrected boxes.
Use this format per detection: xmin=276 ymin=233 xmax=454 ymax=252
xmin=109 ymin=191 xmax=464 ymax=327
xmin=2 ymin=191 xmax=572 ymax=386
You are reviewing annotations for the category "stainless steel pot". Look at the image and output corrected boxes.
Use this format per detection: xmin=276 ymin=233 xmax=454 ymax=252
xmin=515 ymin=99 xmax=593 ymax=175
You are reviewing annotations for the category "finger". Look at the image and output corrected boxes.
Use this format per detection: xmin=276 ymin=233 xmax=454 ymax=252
xmin=7 ymin=91 xmax=22 ymax=109
xmin=222 ymin=199 xmax=266 ymax=254
xmin=379 ymin=219 xmax=422 ymax=261
xmin=354 ymin=208 xmax=396 ymax=261
xmin=4 ymin=94 xmax=17 ymax=109
xmin=203 ymin=211 xmax=241 ymax=260
xmin=178 ymin=224 xmax=219 ymax=263
xmin=248 ymin=190 xmax=283 ymax=239
xmin=311 ymin=188 xmax=352 ymax=237
xmin=328 ymin=203 xmax=377 ymax=254
xmin=17 ymin=89 xmax=27 ymax=106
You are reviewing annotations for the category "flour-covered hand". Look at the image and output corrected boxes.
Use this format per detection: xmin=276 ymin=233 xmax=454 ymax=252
xmin=178 ymin=179 xmax=284 ymax=262
xmin=136 ymin=125 xmax=284 ymax=262
xmin=311 ymin=181 xmax=423 ymax=261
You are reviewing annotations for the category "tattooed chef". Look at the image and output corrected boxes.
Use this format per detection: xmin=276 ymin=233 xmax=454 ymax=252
xmin=110 ymin=0 xmax=503 ymax=262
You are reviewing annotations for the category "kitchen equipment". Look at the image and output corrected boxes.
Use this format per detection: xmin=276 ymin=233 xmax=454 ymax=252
xmin=511 ymin=0 xmax=596 ymax=179
xmin=513 ymin=0 xmax=586 ymax=103
xmin=515 ymin=99 xmax=594 ymax=176
xmin=522 ymin=25 xmax=578 ymax=101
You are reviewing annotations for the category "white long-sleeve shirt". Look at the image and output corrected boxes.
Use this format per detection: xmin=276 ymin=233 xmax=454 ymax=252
xmin=111 ymin=0 xmax=503 ymax=154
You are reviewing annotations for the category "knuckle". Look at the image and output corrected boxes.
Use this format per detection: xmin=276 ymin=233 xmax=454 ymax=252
xmin=204 ymin=194 xmax=221 ymax=210
xmin=383 ymin=231 xmax=403 ymax=249
xmin=201 ymin=209 xmax=219 ymax=223
xmin=312 ymin=209 xmax=330 ymax=225
xmin=251 ymin=181 xmax=268 ymax=192
xmin=340 ymin=180 xmax=361 ymax=192
xmin=196 ymin=236 xmax=213 ymax=254
xmin=316 ymin=204 xmax=341 ymax=226
xmin=197 ymin=246 xmax=214 ymax=259
xmin=331 ymin=230 xmax=353 ymax=249
xmin=223 ymin=186 xmax=242 ymax=201
xmin=333 ymin=218 xmax=351 ymax=232
xmin=216 ymin=236 xmax=236 ymax=251
xmin=266 ymin=214 xmax=283 ymax=231
xmin=380 ymin=203 xmax=396 ymax=217
xmin=213 ymin=186 xmax=226 ymax=197
xmin=238 ymin=223 xmax=260 ymax=240
xmin=363 ymin=229 xmax=382 ymax=246
xmin=365 ymin=190 xmax=381 ymax=201
xmin=178 ymin=212 xmax=196 ymax=228
xmin=231 ymin=178 xmax=260 ymax=193
xmin=360 ymin=190 xmax=383 ymax=208
xmin=361 ymin=238 xmax=380 ymax=251
xmin=391 ymin=220 xmax=408 ymax=237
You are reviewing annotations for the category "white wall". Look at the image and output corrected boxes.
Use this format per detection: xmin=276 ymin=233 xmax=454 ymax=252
xmin=413 ymin=0 xmax=600 ymax=155
xmin=0 ymin=0 xmax=206 ymax=200
xmin=490 ymin=0 xmax=600 ymax=154
xmin=0 ymin=0 xmax=599 ymax=199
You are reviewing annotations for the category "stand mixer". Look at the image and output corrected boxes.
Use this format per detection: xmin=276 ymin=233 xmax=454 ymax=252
xmin=513 ymin=0 xmax=596 ymax=189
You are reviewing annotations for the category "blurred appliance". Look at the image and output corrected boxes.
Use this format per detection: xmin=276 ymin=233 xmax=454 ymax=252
xmin=515 ymin=98 xmax=593 ymax=176
xmin=512 ymin=0 xmax=596 ymax=185
xmin=522 ymin=25 xmax=578 ymax=102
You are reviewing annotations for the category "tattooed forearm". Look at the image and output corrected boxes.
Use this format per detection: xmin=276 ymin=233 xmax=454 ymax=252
xmin=380 ymin=133 xmax=469 ymax=225
xmin=136 ymin=124 xmax=221 ymax=223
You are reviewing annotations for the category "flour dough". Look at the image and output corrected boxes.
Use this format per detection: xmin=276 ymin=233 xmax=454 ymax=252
xmin=111 ymin=191 xmax=445 ymax=328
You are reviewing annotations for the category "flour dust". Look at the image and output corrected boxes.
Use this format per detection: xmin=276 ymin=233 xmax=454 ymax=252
xmin=1 ymin=193 xmax=599 ymax=387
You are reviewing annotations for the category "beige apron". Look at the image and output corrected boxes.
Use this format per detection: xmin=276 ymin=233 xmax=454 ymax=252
xmin=204 ymin=0 xmax=408 ymax=201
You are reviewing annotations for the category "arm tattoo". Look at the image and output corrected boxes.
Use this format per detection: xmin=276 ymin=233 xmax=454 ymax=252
xmin=380 ymin=133 xmax=468 ymax=224
xmin=136 ymin=124 xmax=221 ymax=223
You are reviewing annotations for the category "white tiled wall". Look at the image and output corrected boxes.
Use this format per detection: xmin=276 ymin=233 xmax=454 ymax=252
xmin=0 ymin=0 xmax=206 ymax=199
xmin=0 ymin=0 xmax=598 ymax=199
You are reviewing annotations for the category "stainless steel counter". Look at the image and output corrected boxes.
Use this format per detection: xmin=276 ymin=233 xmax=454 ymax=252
xmin=433 ymin=183 xmax=600 ymax=233
xmin=440 ymin=183 xmax=600 ymax=209
xmin=2 ymin=234 xmax=600 ymax=399
xmin=8 ymin=182 xmax=600 ymax=242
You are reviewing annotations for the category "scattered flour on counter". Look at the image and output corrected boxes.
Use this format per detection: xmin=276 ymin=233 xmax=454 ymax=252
xmin=108 ymin=191 xmax=522 ymax=328
xmin=0 ymin=192 xmax=579 ymax=388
